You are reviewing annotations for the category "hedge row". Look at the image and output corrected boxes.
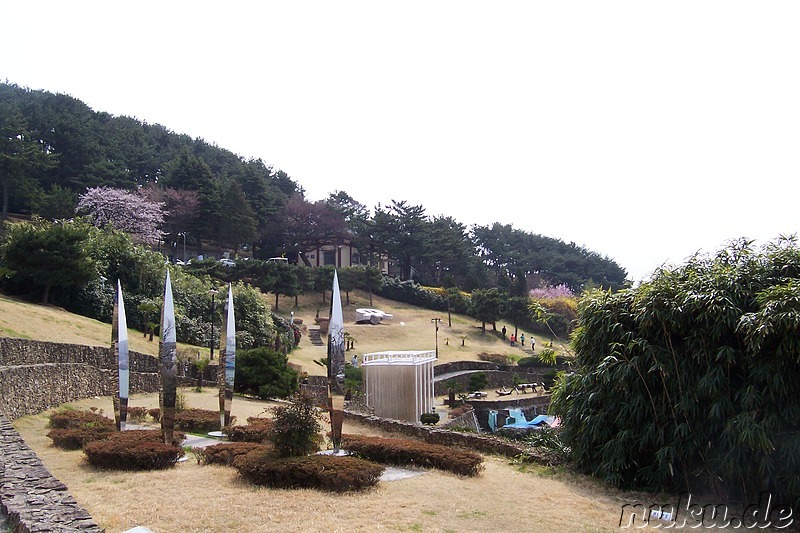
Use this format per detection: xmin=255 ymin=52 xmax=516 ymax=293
xmin=233 ymin=450 xmax=384 ymax=492
xmin=175 ymin=408 xmax=231 ymax=433
xmin=224 ymin=417 xmax=273 ymax=443
xmin=84 ymin=430 xmax=183 ymax=470
xmin=341 ymin=434 xmax=484 ymax=476
xmin=195 ymin=442 xmax=272 ymax=466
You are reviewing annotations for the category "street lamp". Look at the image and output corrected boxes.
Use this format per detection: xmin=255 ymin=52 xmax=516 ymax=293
xmin=178 ymin=232 xmax=187 ymax=263
xmin=209 ymin=287 xmax=218 ymax=360
xmin=431 ymin=317 xmax=442 ymax=358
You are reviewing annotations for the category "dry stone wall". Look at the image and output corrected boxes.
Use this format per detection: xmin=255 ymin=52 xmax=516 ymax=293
xmin=0 ymin=416 xmax=103 ymax=532
xmin=0 ymin=337 xmax=216 ymax=532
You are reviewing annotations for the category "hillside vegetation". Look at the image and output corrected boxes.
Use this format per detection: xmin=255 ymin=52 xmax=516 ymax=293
xmin=0 ymin=289 xmax=562 ymax=376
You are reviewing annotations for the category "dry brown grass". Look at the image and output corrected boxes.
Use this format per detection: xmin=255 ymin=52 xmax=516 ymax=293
xmin=13 ymin=389 xmax=641 ymax=533
xmin=0 ymin=293 xmax=197 ymax=356
xmin=4 ymin=290 xmax=653 ymax=532
xmin=271 ymin=290 xmax=563 ymax=377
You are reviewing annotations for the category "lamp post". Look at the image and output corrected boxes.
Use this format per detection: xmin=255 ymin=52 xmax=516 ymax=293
xmin=209 ymin=288 xmax=218 ymax=360
xmin=178 ymin=232 xmax=187 ymax=263
xmin=431 ymin=317 xmax=442 ymax=358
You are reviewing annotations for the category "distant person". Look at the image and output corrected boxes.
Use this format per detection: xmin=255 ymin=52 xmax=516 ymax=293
xmin=510 ymin=334 xmax=516 ymax=347
xmin=531 ymin=338 xmax=536 ymax=352
xmin=520 ymin=333 xmax=525 ymax=346
xmin=501 ymin=325 xmax=507 ymax=339
xmin=351 ymin=354 xmax=358 ymax=367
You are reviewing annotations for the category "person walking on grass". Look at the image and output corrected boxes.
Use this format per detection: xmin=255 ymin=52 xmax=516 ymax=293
xmin=520 ymin=333 xmax=525 ymax=347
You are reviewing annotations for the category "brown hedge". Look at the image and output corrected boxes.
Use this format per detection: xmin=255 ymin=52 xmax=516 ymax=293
xmin=49 ymin=409 xmax=115 ymax=430
xmin=195 ymin=442 xmax=272 ymax=466
xmin=126 ymin=406 xmax=148 ymax=422
xmin=47 ymin=409 xmax=116 ymax=450
xmin=341 ymin=434 xmax=484 ymax=477
xmin=47 ymin=426 xmax=114 ymax=450
xmin=175 ymin=408 xmax=232 ymax=433
xmin=233 ymin=451 xmax=384 ymax=492
xmin=84 ymin=431 xmax=183 ymax=470
xmin=224 ymin=418 xmax=274 ymax=443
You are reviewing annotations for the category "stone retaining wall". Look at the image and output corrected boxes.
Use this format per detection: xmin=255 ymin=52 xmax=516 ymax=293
xmin=343 ymin=411 xmax=558 ymax=464
xmin=0 ymin=416 xmax=103 ymax=532
xmin=0 ymin=337 xmax=217 ymax=532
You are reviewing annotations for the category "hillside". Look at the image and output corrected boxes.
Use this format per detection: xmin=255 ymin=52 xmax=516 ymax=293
xmin=0 ymin=290 xmax=564 ymax=375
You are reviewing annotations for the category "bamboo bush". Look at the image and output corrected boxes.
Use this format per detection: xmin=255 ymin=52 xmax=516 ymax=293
xmin=551 ymin=237 xmax=800 ymax=508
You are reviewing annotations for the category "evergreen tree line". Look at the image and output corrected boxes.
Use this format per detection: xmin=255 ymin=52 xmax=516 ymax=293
xmin=0 ymin=81 xmax=626 ymax=292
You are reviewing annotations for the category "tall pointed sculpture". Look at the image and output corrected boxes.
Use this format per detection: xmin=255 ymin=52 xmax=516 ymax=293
xmin=218 ymin=283 xmax=236 ymax=429
xmin=159 ymin=270 xmax=178 ymax=445
xmin=327 ymin=270 xmax=346 ymax=453
xmin=113 ymin=280 xmax=130 ymax=431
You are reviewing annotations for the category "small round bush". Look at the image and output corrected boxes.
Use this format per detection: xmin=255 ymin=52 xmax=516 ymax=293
xmin=84 ymin=431 xmax=183 ymax=470
xmin=234 ymin=451 xmax=384 ymax=492
xmin=175 ymin=408 xmax=230 ymax=433
xmin=420 ymin=412 xmax=440 ymax=425
xmin=224 ymin=418 xmax=274 ymax=443
xmin=49 ymin=409 xmax=115 ymax=430
xmin=126 ymin=406 xmax=148 ymax=422
xmin=196 ymin=442 xmax=271 ymax=466
xmin=47 ymin=426 xmax=114 ymax=450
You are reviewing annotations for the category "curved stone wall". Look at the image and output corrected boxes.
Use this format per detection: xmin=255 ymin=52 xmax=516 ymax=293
xmin=0 ymin=337 xmax=207 ymax=532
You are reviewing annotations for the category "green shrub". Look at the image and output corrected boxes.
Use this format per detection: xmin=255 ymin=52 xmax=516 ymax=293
xmin=516 ymin=357 xmax=541 ymax=368
xmin=420 ymin=412 xmax=440 ymax=425
xmin=236 ymin=347 xmax=299 ymax=399
xmin=224 ymin=418 xmax=274 ymax=443
xmin=467 ymin=371 xmax=488 ymax=391
xmin=234 ymin=451 xmax=384 ymax=492
xmin=196 ymin=442 xmax=271 ymax=466
xmin=84 ymin=430 xmax=183 ymax=470
xmin=175 ymin=409 xmax=231 ymax=433
xmin=341 ymin=434 xmax=484 ymax=476
xmin=268 ymin=393 xmax=323 ymax=457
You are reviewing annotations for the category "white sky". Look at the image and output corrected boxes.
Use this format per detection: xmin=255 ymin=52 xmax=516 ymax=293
xmin=2 ymin=1 xmax=799 ymax=283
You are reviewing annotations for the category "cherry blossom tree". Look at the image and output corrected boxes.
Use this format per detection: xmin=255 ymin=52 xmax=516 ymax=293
xmin=76 ymin=186 xmax=165 ymax=245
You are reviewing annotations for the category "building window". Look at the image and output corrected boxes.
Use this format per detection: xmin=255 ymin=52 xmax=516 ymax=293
xmin=323 ymin=250 xmax=336 ymax=266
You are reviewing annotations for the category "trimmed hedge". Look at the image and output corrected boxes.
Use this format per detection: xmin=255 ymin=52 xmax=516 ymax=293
xmin=175 ymin=408 xmax=232 ymax=433
xmin=234 ymin=451 xmax=384 ymax=492
xmin=47 ymin=409 xmax=116 ymax=450
xmin=224 ymin=417 xmax=274 ymax=443
xmin=196 ymin=442 xmax=272 ymax=466
xmin=127 ymin=406 xmax=148 ymax=422
xmin=49 ymin=409 xmax=115 ymax=430
xmin=84 ymin=430 xmax=183 ymax=470
xmin=341 ymin=434 xmax=484 ymax=476
xmin=47 ymin=426 xmax=115 ymax=450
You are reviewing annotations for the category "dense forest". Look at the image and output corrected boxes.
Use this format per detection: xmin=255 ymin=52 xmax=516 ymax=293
xmin=0 ymin=81 xmax=627 ymax=291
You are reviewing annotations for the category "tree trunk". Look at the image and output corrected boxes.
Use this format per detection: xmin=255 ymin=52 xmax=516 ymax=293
xmin=42 ymin=283 xmax=51 ymax=304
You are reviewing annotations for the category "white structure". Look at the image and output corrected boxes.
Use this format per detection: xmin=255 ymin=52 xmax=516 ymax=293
xmin=362 ymin=350 xmax=436 ymax=424
xmin=355 ymin=308 xmax=394 ymax=324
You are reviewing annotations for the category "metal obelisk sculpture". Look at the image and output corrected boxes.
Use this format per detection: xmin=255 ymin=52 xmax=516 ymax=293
xmin=113 ymin=280 xmax=130 ymax=431
xmin=159 ymin=270 xmax=178 ymax=445
xmin=327 ymin=270 xmax=346 ymax=453
xmin=218 ymin=283 xmax=236 ymax=429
